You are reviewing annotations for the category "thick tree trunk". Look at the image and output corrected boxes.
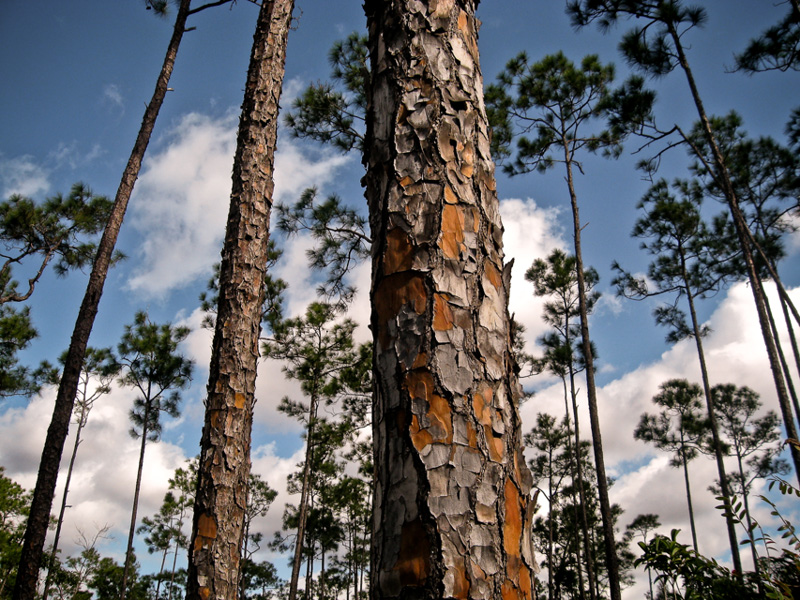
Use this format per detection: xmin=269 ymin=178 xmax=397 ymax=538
xmin=363 ymin=1 xmax=536 ymax=598
xmin=12 ymin=4 xmax=192 ymax=598
xmin=185 ymin=1 xmax=293 ymax=598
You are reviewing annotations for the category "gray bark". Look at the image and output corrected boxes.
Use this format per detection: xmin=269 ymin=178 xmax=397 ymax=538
xmin=363 ymin=1 xmax=536 ymax=598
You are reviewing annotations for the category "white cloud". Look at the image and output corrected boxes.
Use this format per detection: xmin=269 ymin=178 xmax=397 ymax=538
xmin=501 ymin=197 xmax=566 ymax=357
xmin=0 ymin=383 xmax=191 ymax=564
xmin=125 ymin=111 xmax=352 ymax=299
xmin=126 ymin=111 xmax=238 ymax=297
xmin=0 ymin=154 xmax=50 ymax=198
xmin=519 ymin=280 xmax=800 ymax=588
xmin=102 ymin=83 xmax=125 ymax=115
xmin=249 ymin=442 xmax=305 ymax=553
xmin=50 ymin=141 xmax=106 ymax=171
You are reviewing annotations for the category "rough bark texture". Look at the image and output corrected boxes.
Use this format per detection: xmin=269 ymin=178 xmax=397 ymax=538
xmin=185 ymin=1 xmax=293 ymax=598
xmin=11 ymin=3 xmax=192 ymax=598
xmin=362 ymin=1 xmax=536 ymax=598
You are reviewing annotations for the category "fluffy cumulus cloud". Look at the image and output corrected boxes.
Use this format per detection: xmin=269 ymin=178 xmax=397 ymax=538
xmin=125 ymin=111 xmax=238 ymax=296
xmin=0 ymin=154 xmax=50 ymax=198
xmin=0 ymin=383 xmax=191 ymax=564
xmin=126 ymin=111 xmax=351 ymax=298
xmin=501 ymin=197 xmax=567 ymax=355
xmin=518 ymin=281 xmax=800 ymax=594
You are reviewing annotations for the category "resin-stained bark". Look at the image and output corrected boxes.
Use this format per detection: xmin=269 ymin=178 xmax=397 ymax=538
xmin=185 ymin=1 xmax=293 ymax=598
xmin=363 ymin=1 xmax=536 ymax=598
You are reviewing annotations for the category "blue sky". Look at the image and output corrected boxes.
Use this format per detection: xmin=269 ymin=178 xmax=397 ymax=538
xmin=1 ymin=0 xmax=799 ymax=596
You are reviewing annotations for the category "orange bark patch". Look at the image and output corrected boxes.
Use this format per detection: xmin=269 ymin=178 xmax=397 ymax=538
xmin=428 ymin=393 xmax=453 ymax=443
xmin=488 ymin=433 xmax=505 ymax=462
xmin=504 ymin=480 xmax=522 ymax=573
xmin=193 ymin=513 xmax=218 ymax=551
xmin=472 ymin=386 xmax=493 ymax=427
xmin=466 ymin=421 xmax=478 ymax=448
xmin=520 ymin=566 xmax=533 ymax=600
xmin=470 ymin=207 xmax=481 ymax=233
xmin=502 ymin=580 xmax=521 ymax=600
xmin=440 ymin=204 xmax=465 ymax=258
xmin=405 ymin=370 xmax=453 ymax=444
xmin=198 ymin=588 xmax=211 ymax=600
xmin=485 ymin=260 xmax=503 ymax=290
xmin=234 ymin=392 xmax=246 ymax=409
xmin=433 ymin=293 xmax=454 ymax=331
xmin=457 ymin=10 xmax=469 ymax=37
xmin=479 ymin=168 xmax=497 ymax=192
xmin=460 ymin=142 xmax=475 ymax=178
xmin=395 ymin=519 xmax=430 ymax=586
xmin=451 ymin=561 xmax=470 ymax=599
xmin=410 ymin=414 xmax=434 ymax=452
xmin=405 ymin=369 xmax=434 ymax=404
xmin=384 ymin=228 xmax=414 ymax=275
xmin=444 ymin=185 xmax=458 ymax=204
xmin=399 ymin=175 xmax=414 ymax=188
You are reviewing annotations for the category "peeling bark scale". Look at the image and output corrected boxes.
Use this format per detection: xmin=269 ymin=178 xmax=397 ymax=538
xmin=363 ymin=1 xmax=537 ymax=598
xmin=185 ymin=1 xmax=294 ymax=598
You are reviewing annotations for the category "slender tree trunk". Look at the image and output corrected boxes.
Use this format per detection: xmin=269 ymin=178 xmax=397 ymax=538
xmin=567 ymin=365 xmax=597 ymax=600
xmin=240 ymin=515 xmax=251 ymax=600
xmin=735 ymin=452 xmax=762 ymax=585
xmin=168 ymin=538 xmax=181 ymax=600
xmin=288 ymin=394 xmax=319 ymax=600
xmin=364 ymin=2 xmax=536 ymax=598
xmin=186 ymin=1 xmax=293 ymax=597
xmin=321 ymin=545 xmax=326 ymax=600
xmin=682 ymin=279 xmax=743 ymax=573
xmin=780 ymin=293 xmax=800 ymax=398
xmin=562 ymin=149 xmax=621 ymax=599
xmin=121 ymin=411 xmax=151 ymax=600
xmin=669 ymin=23 xmax=800 ymax=484
xmin=306 ymin=536 xmax=314 ymax=599
xmin=41 ymin=407 xmax=87 ymax=600
xmin=561 ymin=380 xmax=587 ymax=600
xmin=679 ymin=445 xmax=699 ymax=552
xmin=764 ymin=284 xmax=800 ymax=430
xmin=155 ymin=543 xmax=170 ymax=600
xmin=562 ymin=304 xmax=595 ymax=600
xmin=168 ymin=526 xmax=181 ymax=600
xmin=11 ymin=5 xmax=193 ymax=598
xmin=547 ymin=457 xmax=555 ymax=600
